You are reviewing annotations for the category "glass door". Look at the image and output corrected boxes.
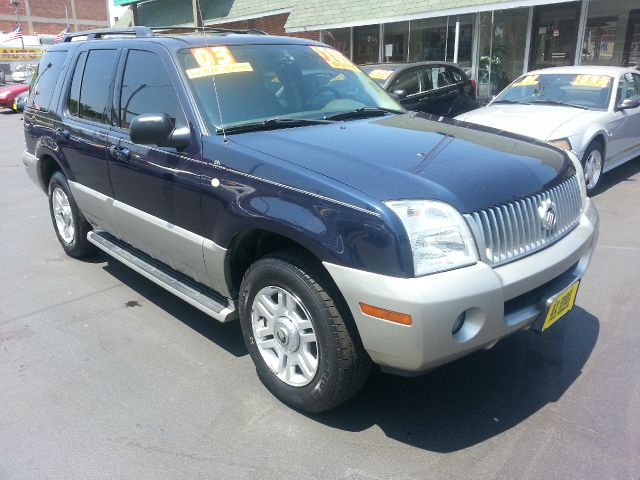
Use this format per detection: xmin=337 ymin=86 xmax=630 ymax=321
xmin=530 ymin=2 xmax=581 ymax=70
xmin=476 ymin=8 xmax=529 ymax=103
xmin=353 ymin=25 xmax=380 ymax=64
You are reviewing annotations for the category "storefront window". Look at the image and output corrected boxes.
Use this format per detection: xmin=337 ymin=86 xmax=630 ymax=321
xmin=447 ymin=14 xmax=475 ymax=69
xmin=322 ymin=28 xmax=351 ymax=58
xmin=530 ymin=2 xmax=581 ymax=70
xmin=353 ymin=25 xmax=380 ymax=64
xmin=382 ymin=22 xmax=409 ymax=62
xmin=477 ymin=8 xmax=529 ymax=102
xmin=408 ymin=15 xmax=474 ymax=68
xmin=409 ymin=17 xmax=449 ymax=62
xmin=582 ymin=0 xmax=640 ymax=68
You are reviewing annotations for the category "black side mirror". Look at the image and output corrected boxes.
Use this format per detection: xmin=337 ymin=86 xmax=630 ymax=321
xmin=391 ymin=89 xmax=407 ymax=99
xmin=129 ymin=113 xmax=191 ymax=149
xmin=617 ymin=98 xmax=640 ymax=110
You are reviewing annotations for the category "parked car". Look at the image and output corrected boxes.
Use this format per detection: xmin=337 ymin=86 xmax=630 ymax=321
xmin=11 ymin=63 xmax=37 ymax=83
xmin=0 ymin=79 xmax=30 ymax=109
xmin=12 ymin=90 xmax=27 ymax=112
xmin=456 ymin=66 xmax=640 ymax=193
xmin=23 ymin=27 xmax=598 ymax=412
xmin=360 ymin=61 xmax=477 ymax=116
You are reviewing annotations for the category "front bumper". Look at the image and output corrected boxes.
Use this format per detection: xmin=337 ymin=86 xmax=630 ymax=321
xmin=324 ymin=199 xmax=599 ymax=375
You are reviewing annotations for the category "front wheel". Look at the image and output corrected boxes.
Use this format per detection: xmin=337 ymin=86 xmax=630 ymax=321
xmin=581 ymin=142 xmax=604 ymax=194
xmin=238 ymin=251 xmax=370 ymax=412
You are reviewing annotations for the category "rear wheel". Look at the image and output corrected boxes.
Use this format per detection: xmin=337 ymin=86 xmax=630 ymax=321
xmin=238 ymin=250 xmax=370 ymax=412
xmin=48 ymin=171 xmax=97 ymax=258
xmin=581 ymin=142 xmax=604 ymax=194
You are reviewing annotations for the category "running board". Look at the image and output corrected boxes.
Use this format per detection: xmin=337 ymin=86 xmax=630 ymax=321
xmin=87 ymin=231 xmax=237 ymax=323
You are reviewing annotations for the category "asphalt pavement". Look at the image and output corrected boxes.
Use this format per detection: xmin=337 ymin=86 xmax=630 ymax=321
xmin=1 ymin=110 xmax=639 ymax=479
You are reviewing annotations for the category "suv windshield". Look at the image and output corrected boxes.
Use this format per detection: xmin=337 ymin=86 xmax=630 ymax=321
xmin=494 ymin=73 xmax=613 ymax=110
xmin=179 ymin=44 xmax=403 ymax=131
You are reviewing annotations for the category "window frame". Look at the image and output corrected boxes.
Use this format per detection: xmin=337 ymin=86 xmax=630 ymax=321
xmin=63 ymin=47 xmax=121 ymax=127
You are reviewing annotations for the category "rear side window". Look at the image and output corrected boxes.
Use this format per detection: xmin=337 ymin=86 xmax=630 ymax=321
xmin=427 ymin=67 xmax=453 ymax=89
xmin=27 ymin=50 xmax=68 ymax=111
xmin=68 ymin=49 xmax=118 ymax=123
xmin=118 ymin=49 xmax=185 ymax=129
xmin=447 ymin=67 xmax=464 ymax=83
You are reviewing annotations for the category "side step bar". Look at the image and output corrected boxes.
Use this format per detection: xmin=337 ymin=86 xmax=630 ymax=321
xmin=88 ymin=231 xmax=237 ymax=323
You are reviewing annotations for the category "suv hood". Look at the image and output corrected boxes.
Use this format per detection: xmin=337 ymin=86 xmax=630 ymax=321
xmin=456 ymin=104 xmax=602 ymax=141
xmin=230 ymin=114 xmax=573 ymax=213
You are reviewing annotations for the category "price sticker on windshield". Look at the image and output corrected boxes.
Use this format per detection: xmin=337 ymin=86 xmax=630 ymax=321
xmin=367 ymin=69 xmax=394 ymax=80
xmin=512 ymin=75 xmax=539 ymax=87
xmin=571 ymin=74 xmax=611 ymax=88
xmin=311 ymin=46 xmax=358 ymax=71
xmin=186 ymin=47 xmax=253 ymax=79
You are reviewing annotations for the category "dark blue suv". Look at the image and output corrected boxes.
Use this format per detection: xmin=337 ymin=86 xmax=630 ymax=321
xmin=23 ymin=27 xmax=599 ymax=412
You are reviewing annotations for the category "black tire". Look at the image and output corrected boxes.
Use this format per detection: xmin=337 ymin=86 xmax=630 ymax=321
xmin=581 ymin=141 xmax=604 ymax=195
xmin=48 ymin=171 xmax=97 ymax=258
xmin=238 ymin=250 xmax=371 ymax=412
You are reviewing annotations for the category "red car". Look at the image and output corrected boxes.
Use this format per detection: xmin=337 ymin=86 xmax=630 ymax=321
xmin=0 ymin=81 xmax=30 ymax=110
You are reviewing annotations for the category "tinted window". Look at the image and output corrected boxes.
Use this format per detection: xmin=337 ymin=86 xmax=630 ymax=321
xmin=67 ymin=51 xmax=87 ymax=117
xmin=447 ymin=67 xmax=464 ymax=83
xmin=391 ymin=70 xmax=421 ymax=95
xmin=119 ymin=50 xmax=186 ymax=129
xmin=78 ymin=49 xmax=117 ymax=123
xmin=428 ymin=67 xmax=452 ymax=89
xmin=27 ymin=50 xmax=68 ymax=111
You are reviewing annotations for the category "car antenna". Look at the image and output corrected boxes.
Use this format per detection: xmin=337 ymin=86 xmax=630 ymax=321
xmin=195 ymin=0 xmax=228 ymax=144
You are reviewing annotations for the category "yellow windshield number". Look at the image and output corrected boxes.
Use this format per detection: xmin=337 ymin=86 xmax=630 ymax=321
xmin=571 ymin=75 xmax=611 ymax=88
xmin=310 ymin=46 xmax=358 ymax=71
xmin=186 ymin=47 xmax=253 ymax=79
xmin=368 ymin=69 xmax=394 ymax=80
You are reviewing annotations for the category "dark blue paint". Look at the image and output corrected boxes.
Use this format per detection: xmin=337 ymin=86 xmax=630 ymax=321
xmin=25 ymin=34 xmax=575 ymax=282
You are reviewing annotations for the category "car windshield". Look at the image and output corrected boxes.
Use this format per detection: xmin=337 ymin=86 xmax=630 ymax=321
xmin=179 ymin=44 xmax=403 ymax=131
xmin=494 ymin=73 xmax=613 ymax=109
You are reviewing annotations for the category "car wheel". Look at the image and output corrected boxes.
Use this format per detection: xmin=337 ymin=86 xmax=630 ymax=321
xmin=581 ymin=142 xmax=604 ymax=194
xmin=48 ymin=171 xmax=97 ymax=258
xmin=238 ymin=250 xmax=371 ymax=412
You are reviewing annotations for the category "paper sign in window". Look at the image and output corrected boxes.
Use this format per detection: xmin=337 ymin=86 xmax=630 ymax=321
xmin=571 ymin=75 xmax=612 ymax=88
xmin=186 ymin=47 xmax=253 ymax=78
xmin=310 ymin=46 xmax=358 ymax=71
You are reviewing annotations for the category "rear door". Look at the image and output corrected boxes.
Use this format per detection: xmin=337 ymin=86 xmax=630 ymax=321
xmin=58 ymin=47 xmax=120 ymax=228
xmin=422 ymin=65 xmax=459 ymax=116
xmin=107 ymin=45 xmax=212 ymax=287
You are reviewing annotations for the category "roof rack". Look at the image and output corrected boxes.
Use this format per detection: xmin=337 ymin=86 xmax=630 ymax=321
xmin=62 ymin=26 xmax=153 ymax=42
xmin=62 ymin=25 xmax=268 ymax=42
xmin=150 ymin=26 xmax=269 ymax=36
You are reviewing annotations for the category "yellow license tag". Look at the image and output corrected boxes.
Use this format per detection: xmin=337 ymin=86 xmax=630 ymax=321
xmin=542 ymin=281 xmax=580 ymax=331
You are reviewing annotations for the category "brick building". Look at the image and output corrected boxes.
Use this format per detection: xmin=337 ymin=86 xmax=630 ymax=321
xmin=0 ymin=0 xmax=110 ymax=37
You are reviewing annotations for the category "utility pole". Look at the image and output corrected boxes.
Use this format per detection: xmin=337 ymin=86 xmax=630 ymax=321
xmin=8 ymin=0 xmax=27 ymax=74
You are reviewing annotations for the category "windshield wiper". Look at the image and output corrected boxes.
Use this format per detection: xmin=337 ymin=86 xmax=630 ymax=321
xmin=324 ymin=107 xmax=404 ymax=121
xmin=218 ymin=117 xmax=335 ymax=135
xmin=492 ymin=99 xmax=531 ymax=105
xmin=530 ymin=99 xmax=588 ymax=110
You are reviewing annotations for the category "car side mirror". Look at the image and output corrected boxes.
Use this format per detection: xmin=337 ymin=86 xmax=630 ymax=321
xmin=616 ymin=98 xmax=640 ymax=110
xmin=129 ymin=113 xmax=191 ymax=149
xmin=391 ymin=89 xmax=407 ymax=99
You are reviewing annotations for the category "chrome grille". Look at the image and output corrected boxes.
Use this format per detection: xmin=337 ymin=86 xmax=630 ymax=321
xmin=465 ymin=176 xmax=582 ymax=266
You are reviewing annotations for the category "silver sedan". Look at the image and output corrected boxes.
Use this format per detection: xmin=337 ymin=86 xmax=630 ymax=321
xmin=456 ymin=66 xmax=640 ymax=193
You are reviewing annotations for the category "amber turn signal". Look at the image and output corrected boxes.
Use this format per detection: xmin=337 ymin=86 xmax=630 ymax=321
xmin=359 ymin=303 xmax=412 ymax=325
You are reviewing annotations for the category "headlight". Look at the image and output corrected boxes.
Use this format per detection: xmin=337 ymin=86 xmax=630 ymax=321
xmin=548 ymin=138 xmax=572 ymax=150
xmin=0 ymin=91 xmax=10 ymax=99
xmin=385 ymin=200 xmax=478 ymax=276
